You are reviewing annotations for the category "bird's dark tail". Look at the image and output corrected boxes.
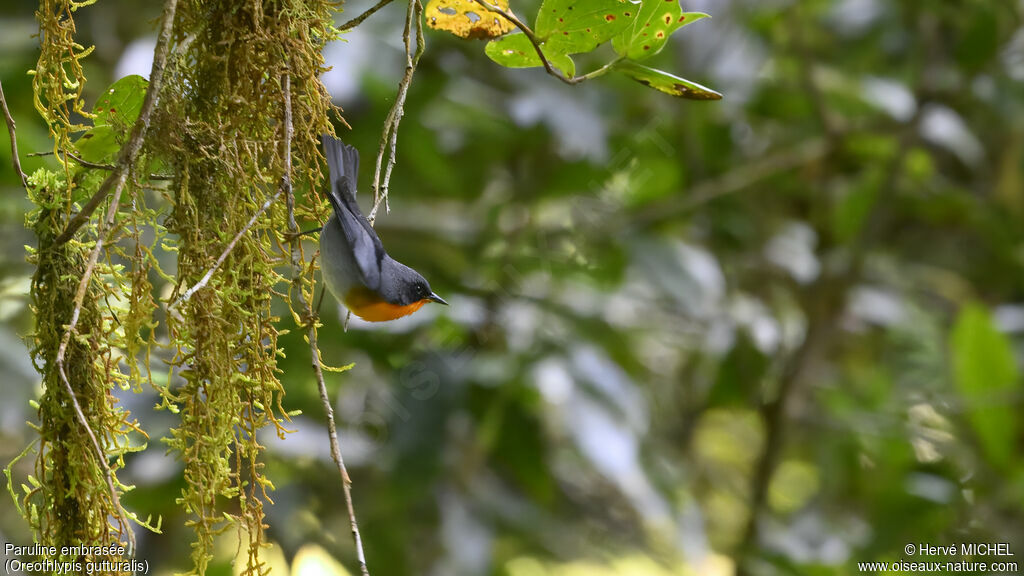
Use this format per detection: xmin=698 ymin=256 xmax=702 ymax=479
xmin=322 ymin=134 xmax=361 ymax=213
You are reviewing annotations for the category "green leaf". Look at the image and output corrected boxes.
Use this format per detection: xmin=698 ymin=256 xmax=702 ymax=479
xmin=535 ymin=0 xmax=640 ymax=55
xmin=92 ymin=74 xmax=148 ymax=127
xmin=613 ymin=4 xmax=708 ymax=61
xmin=832 ymin=170 xmax=881 ymax=242
xmin=951 ymin=303 xmax=1019 ymax=470
xmin=613 ymin=60 xmax=721 ymax=100
xmin=485 ymin=33 xmax=575 ymax=77
xmin=75 ymin=75 xmax=149 ymax=163
xmin=74 ymin=124 xmax=119 ymax=163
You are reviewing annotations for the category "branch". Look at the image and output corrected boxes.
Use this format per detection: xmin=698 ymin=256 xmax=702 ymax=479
xmin=338 ymin=0 xmax=396 ymax=32
xmin=281 ymin=74 xmax=369 ymax=576
xmin=368 ymin=0 xmax=424 ymax=223
xmin=28 ymin=150 xmax=174 ymax=180
xmin=53 ymin=0 xmax=178 ymax=246
xmin=471 ymin=0 xmax=617 ymax=86
xmin=0 ymin=79 xmax=28 ymax=188
xmin=472 ymin=0 xmax=568 ymax=83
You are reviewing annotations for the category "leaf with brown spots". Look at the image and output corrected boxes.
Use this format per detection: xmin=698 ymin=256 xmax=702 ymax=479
xmin=92 ymin=74 xmax=148 ymax=127
xmin=76 ymin=75 xmax=149 ymax=163
xmin=612 ymin=1 xmax=708 ymax=61
xmin=535 ymin=0 xmax=640 ymax=55
xmin=425 ymin=0 xmax=515 ymax=39
xmin=485 ymin=33 xmax=576 ymax=77
xmin=613 ymin=60 xmax=721 ymax=100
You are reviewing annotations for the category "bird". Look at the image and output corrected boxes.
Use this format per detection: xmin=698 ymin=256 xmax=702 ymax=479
xmin=319 ymin=134 xmax=447 ymax=322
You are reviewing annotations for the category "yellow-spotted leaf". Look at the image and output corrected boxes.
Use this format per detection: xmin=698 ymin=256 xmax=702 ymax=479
xmin=425 ymin=0 xmax=515 ymax=39
xmin=485 ymin=33 xmax=576 ymax=77
xmin=535 ymin=0 xmax=640 ymax=55
xmin=612 ymin=3 xmax=708 ymax=61
xmin=614 ymin=60 xmax=721 ymax=100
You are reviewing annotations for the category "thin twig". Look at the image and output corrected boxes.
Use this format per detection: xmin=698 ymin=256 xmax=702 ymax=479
xmin=338 ymin=0 xmax=396 ymax=32
xmin=0 ymin=79 xmax=28 ymax=188
xmin=28 ymin=150 xmax=174 ymax=180
xmin=281 ymin=74 xmax=369 ymax=576
xmin=472 ymin=0 xmax=617 ymax=86
xmin=368 ymin=0 xmax=424 ymax=223
xmin=54 ymin=185 xmax=135 ymax=554
xmin=42 ymin=150 xmax=114 ymax=171
xmin=53 ymin=0 xmax=178 ymax=246
xmin=472 ymin=0 xmax=568 ymax=83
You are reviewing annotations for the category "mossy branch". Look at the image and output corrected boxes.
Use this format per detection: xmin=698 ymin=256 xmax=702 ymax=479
xmin=54 ymin=188 xmax=134 ymax=553
xmin=168 ymin=187 xmax=284 ymax=315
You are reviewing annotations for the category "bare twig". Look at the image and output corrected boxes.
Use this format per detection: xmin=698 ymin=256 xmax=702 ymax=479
xmin=43 ymin=150 xmax=115 ymax=171
xmin=338 ymin=0 xmax=396 ymax=32
xmin=472 ymin=0 xmax=568 ymax=83
xmin=368 ymin=0 xmax=424 ymax=223
xmin=54 ymin=186 xmax=135 ymax=554
xmin=28 ymin=150 xmax=173 ymax=180
xmin=54 ymin=0 xmax=178 ymax=246
xmin=281 ymin=74 xmax=369 ymax=576
xmin=0 ymin=79 xmax=28 ymax=188
xmin=471 ymin=0 xmax=618 ymax=86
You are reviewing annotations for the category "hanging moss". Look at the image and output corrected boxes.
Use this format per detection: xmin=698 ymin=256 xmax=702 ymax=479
xmin=19 ymin=0 xmax=148 ymax=565
xmin=151 ymin=0 xmax=337 ymax=573
xmin=22 ymin=178 xmax=158 ymax=576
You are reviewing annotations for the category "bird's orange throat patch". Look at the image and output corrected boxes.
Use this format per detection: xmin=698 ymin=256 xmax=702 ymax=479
xmin=349 ymin=300 xmax=426 ymax=322
xmin=344 ymin=287 xmax=427 ymax=322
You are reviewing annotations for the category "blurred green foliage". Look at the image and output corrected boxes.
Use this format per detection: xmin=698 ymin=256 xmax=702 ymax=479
xmin=1 ymin=0 xmax=1023 ymax=575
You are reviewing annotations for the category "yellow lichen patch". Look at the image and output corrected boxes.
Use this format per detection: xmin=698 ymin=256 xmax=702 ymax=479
xmin=425 ymin=0 xmax=515 ymax=39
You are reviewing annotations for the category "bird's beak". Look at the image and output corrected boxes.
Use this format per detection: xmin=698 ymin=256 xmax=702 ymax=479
xmin=427 ymin=292 xmax=448 ymax=306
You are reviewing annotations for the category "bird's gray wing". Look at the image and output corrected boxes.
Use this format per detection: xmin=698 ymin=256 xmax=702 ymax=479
xmin=322 ymin=134 xmax=384 ymax=291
